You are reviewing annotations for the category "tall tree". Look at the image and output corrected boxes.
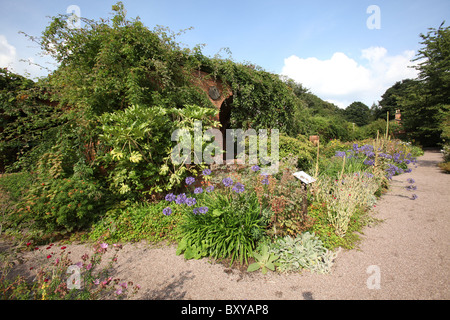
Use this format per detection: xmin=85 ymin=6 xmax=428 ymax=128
xmin=378 ymin=79 xmax=416 ymax=120
xmin=398 ymin=22 xmax=450 ymax=146
xmin=343 ymin=101 xmax=370 ymax=127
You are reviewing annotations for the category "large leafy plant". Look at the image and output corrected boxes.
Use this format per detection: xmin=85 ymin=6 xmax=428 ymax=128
xmin=98 ymin=104 xmax=218 ymax=198
xmin=176 ymin=179 xmax=266 ymax=265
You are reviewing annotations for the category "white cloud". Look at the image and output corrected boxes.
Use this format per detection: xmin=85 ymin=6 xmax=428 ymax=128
xmin=0 ymin=35 xmax=17 ymax=69
xmin=0 ymin=34 xmax=51 ymax=79
xmin=281 ymin=47 xmax=419 ymax=108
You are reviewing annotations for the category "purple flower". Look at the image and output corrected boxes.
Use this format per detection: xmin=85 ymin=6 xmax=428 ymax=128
xmin=185 ymin=176 xmax=195 ymax=185
xmin=411 ymin=194 xmax=418 ymax=200
xmin=251 ymin=165 xmax=260 ymax=172
xmin=335 ymin=151 xmax=346 ymax=158
xmin=185 ymin=197 xmax=197 ymax=207
xmin=175 ymin=193 xmax=187 ymax=204
xmin=193 ymin=208 xmax=199 ymax=214
xmin=165 ymin=193 xmax=176 ymax=202
xmin=232 ymin=182 xmax=245 ymax=193
xmin=163 ymin=207 xmax=172 ymax=216
xmin=206 ymin=185 xmax=214 ymax=193
xmin=261 ymin=173 xmax=269 ymax=185
xmin=194 ymin=187 xmax=203 ymax=194
xmin=222 ymin=177 xmax=233 ymax=187
xmin=115 ymin=288 xmax=123 ymax=295
xmin=198 ymin=206 xmax=209 ymax=214
xmin=202 ymin=169 xmax=211 ymax=176
xmin=407 ymin=178 xmax=415 ymax=184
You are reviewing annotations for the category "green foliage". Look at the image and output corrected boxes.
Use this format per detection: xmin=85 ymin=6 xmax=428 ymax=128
xmin=278 ymin=134 xmax=316 ymax=170
xmin=97 ymin=103 xmax=218 ymax=199
xmin=176 ymin=187 xmax=265 ymax=265
xmin=344 ymin=102 xmax=371 ymax=127
xmin=268 ymin=232 xmax=337 ymax=274
xmin=38 ymin=3 xmax=210 ymax=115
xmin=15 ymin=176 xmax=105 ymax=233
xmin=200 ymin=59 xmax=302 ymax=134
xmin=0 ymin=68 xmax=66 ymax=172
xmin=89 ymin=201 xmax=183 ymax=243
xmin=313 ymin=172 xmax=379 ymax=237
xmin=394 ymin=22 xmax=450 ymax=147
xmin=0 ymin=172 xmax=34 ymax=203
xmin=247 ymin=244 xmax=279 ymax=274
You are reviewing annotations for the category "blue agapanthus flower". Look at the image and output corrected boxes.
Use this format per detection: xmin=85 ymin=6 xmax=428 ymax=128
xmin=198 ymin=206 xmax=209 ymax=214
xmin=222 ymin=177 xmax=233 ymax=187
xmin=232 ymin=182 xmax=245 ymax=194
xmin=165 ymin=193 xmax=176 ymax=202
xmin=202 ymin=169 xmax=211 ymax=176
xmin=335 ymin=151 xmax=346 ymax=158
xmin=185 ymin=197 xmax=197 ymax=207
xmin=185 ymin=176 xmax=195 ymax=185
xmin=194 ymin=187 xmax=203 ymax=194
xmin=175 ymin=193 xmax=187 ymax=204
xmin=162 ymin=207 xmax=172 ymax=216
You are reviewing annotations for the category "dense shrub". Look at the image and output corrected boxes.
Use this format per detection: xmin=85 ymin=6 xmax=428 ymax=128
xmin=15 ymin=176 xmax=106 ymax=233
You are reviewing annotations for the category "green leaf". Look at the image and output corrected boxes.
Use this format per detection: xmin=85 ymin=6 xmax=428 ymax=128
xmin=247 ymin=263 xmax=261 ymax=272
xmin=266 ymin=262 xmax=275 ymax=271
xmin=184 ymin=247 xmax=195 ymax=260
xmin=212 ymin=209 xmax=222 ymax=217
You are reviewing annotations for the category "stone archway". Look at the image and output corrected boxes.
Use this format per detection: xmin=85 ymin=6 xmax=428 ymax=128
xmin=191 ymin=71 xmax=233 ymax=160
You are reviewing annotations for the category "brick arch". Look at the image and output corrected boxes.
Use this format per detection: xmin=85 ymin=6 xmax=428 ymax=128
xmin=191 ymin=71 xmax=233 ymax=158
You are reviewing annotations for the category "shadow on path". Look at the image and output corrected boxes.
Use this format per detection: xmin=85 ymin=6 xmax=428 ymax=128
xmin=143 ymin=270 xmax=195 ymax=300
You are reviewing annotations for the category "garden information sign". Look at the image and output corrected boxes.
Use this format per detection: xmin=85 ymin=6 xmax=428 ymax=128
xmin=292 ymin=171 xmax=316 ymax=184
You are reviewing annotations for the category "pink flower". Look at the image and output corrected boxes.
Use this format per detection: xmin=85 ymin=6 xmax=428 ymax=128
xmin=86 ymin=263 xmax=92 ymax=270
xmin=100 ymin=243 xmax=108 ymax=249
xmin=115 ymin=288 xmax=123 ymax=295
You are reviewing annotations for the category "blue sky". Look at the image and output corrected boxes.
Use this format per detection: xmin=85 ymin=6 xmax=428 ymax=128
xmin=1 ymin=0 xmax=449 ymax=108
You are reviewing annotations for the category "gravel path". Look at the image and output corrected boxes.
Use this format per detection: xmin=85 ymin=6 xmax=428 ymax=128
xmin=2 ymin=150 xmax=449 ymax=300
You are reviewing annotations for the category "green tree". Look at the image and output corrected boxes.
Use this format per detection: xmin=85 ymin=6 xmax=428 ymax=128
xmin=377 ymin=79 xmax=416 ymax=120
xmin=398 ymin=22 xmax=450 ymax=146
xmin=343 ymin=101 xmax=370 ymax=127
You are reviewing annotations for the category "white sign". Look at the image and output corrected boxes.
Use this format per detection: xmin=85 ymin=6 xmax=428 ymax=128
xmin=293 ymin=171 xmax=316 ymax=184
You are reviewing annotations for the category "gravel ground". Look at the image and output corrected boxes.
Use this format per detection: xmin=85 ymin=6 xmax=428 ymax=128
xmin=2 ymin=150 xmax=449 ymax=300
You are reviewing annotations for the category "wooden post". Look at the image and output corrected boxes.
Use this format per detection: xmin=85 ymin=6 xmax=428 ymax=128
xmin=301 ymin=182 xmax=308 ymax=218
